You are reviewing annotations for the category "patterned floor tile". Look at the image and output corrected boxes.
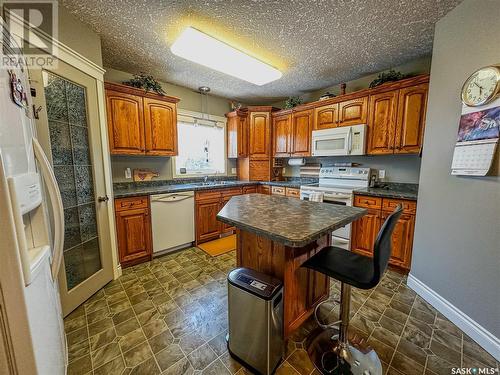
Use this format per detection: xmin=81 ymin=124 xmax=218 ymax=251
xmin=63 ymin=247 xmax=498 ymax=375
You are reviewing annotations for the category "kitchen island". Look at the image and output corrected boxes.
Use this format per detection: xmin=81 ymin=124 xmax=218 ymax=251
xmin=217 ymin=194 xmax=366 ymax=337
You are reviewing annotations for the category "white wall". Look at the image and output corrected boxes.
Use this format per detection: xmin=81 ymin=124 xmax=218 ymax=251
xmin=410 ymin=0 xmax=500 ymax=359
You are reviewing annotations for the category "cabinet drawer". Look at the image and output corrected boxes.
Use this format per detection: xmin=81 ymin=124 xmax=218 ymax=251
xmin=258 ymin=185 xmax=271 ymax=195
xmin=242 ymin=185 xmax=258 ymax=194
xmin=271 ymin=186 xmax=286 ymax=196
xmin=382 ymin=198 xmax=416 ymax=214
xmin=115 ymin=196 xmax=149 ymax=211
xmin=221 ymin=187 xmax=243 ymax=198
xmin=285 ymin=187 xmax=300 ymax=198
xmin=195 ymin=190 xmax=221 ymax=201
xmin=354 ymin=195 xmax=382 ymax=209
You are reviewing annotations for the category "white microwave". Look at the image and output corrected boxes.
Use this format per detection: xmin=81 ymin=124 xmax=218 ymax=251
xmin=311 ymin=124 xmax=367 ymax=156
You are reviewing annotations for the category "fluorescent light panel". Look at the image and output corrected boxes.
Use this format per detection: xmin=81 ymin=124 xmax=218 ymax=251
xmin=171 ymin=27 xmax=282 ymax=86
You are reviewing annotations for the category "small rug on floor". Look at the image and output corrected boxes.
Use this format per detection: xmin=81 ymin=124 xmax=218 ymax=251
xmin=198 ymin=234 xmax=236 ymax=257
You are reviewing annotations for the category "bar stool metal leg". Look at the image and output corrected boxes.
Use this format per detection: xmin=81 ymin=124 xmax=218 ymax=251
xmin=306 ymin=282 xmax=383 ymax=375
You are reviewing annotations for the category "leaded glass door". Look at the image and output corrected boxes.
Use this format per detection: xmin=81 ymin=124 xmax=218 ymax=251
xmin=30 ymin=61 xmax=114 ymax=316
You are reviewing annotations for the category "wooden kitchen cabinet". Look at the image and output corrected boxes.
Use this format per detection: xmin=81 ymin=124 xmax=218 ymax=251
xmin=226 ymin=110 xmax=248 ymax=158
xmin=352 ymin=194 xmax=417 ymax=271
xmin=249 ymin=111 xmax=271 ymax=160
xmin=381 ymin=211 xmax=415 ymax=269
xmin=195 ymin=187 xmax=246 ymax=244
xmin=366 ymin=90 xmax=399 ymax=155
xmin=106 ymin=90 xmax=145 ymax=155
xmin=313 ymin=103 xmax=338 ymax=130
xmin=196 ymin=197 xmax=223 ymax=243
xmin=285 ymin=187 xmax=300 ymax=198
xmin=367 ymin=82 xmax=428 ymax=155
xmin=258 ymin=184 xmax=271 ymax=195
xmin=143 ymin=97 xmax=178 ymax=156
xmin=395 ymin=84 xmax=428 ymax=154
xmin=291 ymin=109 xmax=313 ymax=156
xmin=351 ymin=208 xmax=381 ymax=258
xmin=338 ymin=96 xmax=368 ymax=127
xmin=105 ymin=82 xmax=180 ymax=156
xmin=273 ymin=112 xmax=292 ymax=157
xmin=115 ymin=196 xmax=152 ymax=267
xmin=242 ymin=185 xmax=258 ymax=194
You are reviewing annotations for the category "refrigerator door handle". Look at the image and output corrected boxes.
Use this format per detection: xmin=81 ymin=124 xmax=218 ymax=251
xmin=32 ymin=138 xmax=65 ymax=281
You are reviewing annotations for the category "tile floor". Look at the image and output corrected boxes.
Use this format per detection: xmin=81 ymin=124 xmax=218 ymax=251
xmin=64 ymin=248 xmax=499 ymax=375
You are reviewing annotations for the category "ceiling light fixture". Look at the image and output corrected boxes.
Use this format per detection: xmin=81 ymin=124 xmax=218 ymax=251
xmin=171 ymin=27 xmax=282 ymax=86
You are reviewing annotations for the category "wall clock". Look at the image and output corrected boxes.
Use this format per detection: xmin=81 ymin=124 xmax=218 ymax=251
xmin=461 ymin=66 xmax=500 ymax=107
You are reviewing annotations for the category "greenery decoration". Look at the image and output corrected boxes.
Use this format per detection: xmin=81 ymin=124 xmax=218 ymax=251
xmin=284 ymin=96 xmax=302 ymax=109
xmin=369 ymin=69 xmax=411 ymax=88
xmin=123 ymin=73 xmax=166 ymax=95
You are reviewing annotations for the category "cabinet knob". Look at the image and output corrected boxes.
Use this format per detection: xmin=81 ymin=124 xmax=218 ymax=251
xmin=98 ymin=195 xmax=109 ymax=202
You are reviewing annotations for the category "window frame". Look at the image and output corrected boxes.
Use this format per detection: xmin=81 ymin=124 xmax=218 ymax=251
xmin=172 ymin=109 xmax=228 ymax=178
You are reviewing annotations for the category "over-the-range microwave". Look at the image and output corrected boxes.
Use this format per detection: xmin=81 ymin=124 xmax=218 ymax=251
xmin=311 ymin=124 xmax=367 ymax=156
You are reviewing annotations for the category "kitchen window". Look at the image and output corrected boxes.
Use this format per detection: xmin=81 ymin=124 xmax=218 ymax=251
xmin=173 ymin=111 xmax=227 ymax=177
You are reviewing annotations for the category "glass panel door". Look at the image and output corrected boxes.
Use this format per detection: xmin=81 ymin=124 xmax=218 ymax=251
xmin=30 ymin=60 xmax=114 ymax=316
xmin=43 ymin=71 xmax=102 ymax=289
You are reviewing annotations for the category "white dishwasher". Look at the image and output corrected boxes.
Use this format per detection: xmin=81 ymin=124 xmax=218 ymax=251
xmin=150 ymin=191 xmax=195 ymax=254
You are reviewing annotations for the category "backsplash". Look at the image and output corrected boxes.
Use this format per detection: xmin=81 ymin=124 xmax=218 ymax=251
xmin=283 ymin=154 xmax=422 ymax=183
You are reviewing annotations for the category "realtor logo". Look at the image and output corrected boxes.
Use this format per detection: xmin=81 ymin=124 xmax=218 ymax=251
xmin=1 ymin=0 xmax=58 ymax=68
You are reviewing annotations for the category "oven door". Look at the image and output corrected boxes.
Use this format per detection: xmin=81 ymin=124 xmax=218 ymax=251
xmin=311 ymin=127 xmax=352 ymax=156
xmin=323 ymin=192 xmax=352 ymax=240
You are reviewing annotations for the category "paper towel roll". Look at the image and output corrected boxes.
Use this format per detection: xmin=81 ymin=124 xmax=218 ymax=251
xmin=288 ymin=158 xmax=306 ymax=166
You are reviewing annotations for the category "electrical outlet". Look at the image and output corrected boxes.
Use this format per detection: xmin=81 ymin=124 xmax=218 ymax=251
xmin=378 ymin=169 xmax=386 ymax=179
xmin=282 ymin=167 xmax=286 ymax=174
xmin=231 ymin=167 xmax=236 ymax=174
xmin=125 ymin=168 xmax=132 ymax=179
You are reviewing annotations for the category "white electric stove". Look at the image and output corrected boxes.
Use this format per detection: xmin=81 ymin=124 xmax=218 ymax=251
xmin=300 ymin=167 xmax=375 ymax=249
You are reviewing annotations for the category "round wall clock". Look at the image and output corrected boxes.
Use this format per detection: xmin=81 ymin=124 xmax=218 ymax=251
xmin=461 ymin=66 xmax=500 ymax=107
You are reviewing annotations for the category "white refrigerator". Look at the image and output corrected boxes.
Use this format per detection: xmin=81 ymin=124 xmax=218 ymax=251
xmin=0 ymin=26 xmax=66 ymax=375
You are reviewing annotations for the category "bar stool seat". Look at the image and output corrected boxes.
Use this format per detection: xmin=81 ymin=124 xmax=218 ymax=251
xmin=303 ymin=247 xmax=375 ymax=290
xmin=302 ymin=205 xmax=403 ymax=375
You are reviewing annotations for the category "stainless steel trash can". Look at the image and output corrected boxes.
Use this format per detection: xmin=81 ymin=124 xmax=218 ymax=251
xmin=227 ymin=267 xmax=284 ymax=375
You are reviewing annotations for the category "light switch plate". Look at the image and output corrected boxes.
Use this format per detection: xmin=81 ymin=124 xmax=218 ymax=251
xmin=378 ymin=169 xmax=386 ymax=179
xmin=125 ymin=168 xmax=132 ymax=179
xmin=231 ymin=168 xmax=237 ymax=174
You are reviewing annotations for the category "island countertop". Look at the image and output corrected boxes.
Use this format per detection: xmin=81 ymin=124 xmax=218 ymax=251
xmin=217 ymin=194 xmax=366 ymax=247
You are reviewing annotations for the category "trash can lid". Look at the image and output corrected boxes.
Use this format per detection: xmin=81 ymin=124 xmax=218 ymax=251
xmin=228 ymin=267 xmax=282 ymax=300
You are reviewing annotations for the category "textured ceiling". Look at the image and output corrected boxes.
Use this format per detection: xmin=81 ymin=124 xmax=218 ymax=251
xmin=60 ymin=0 xmax=461 ymax=104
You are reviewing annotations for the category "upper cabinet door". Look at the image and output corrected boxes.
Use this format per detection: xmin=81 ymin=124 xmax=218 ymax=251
xmin=238 ymin=115 xmax=249 ymax=157
xmin=227 ymin=115 xmax=238 ymax=158
xmin=313 ymin=103 xmax=338 ymax=130
xmin=143 ymin=98 xmax=178 ymax=156
xmin=395 ymin=84 xmax=428 ymax=154
xmin=338 ymin=96 xmax=368 ymax=127
xmin=249 ymin=111 xmax=270 ymax=159
xmin=273 ymin=113 xmax=292 ymax=157
xmin=367 ymin=91 xmax=399 ymax=155
xmin=291 ymin=109 xmax=313 ymax=156
xmin=106 ymin=90 xmax=145 ymax=155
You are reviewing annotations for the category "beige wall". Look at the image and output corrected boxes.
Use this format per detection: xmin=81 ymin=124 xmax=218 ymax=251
xmin=57 ymin=6 xmax=102 ymax=67
xmin=411 ymin=0 xmax=500 ymax=355
xmin=104 ymin=68 xmax=236 ymax=182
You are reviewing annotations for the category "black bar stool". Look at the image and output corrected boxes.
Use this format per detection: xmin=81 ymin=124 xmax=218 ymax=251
xmin=302 ymin=205 xmax=403 ymax=375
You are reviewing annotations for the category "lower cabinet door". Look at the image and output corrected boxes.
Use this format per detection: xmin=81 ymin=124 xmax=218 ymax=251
xmin=351 ymin=208 xmax=381 ymax=257
xmin=219 ymin=197 xmax=236 ymax=234
xmin=196 ymin=198 xmax=222 ymax=244
xmin=382 ymin=211 xmax=415 ymax=270
xmin=116 ymin=207 xmax=152 ymax=267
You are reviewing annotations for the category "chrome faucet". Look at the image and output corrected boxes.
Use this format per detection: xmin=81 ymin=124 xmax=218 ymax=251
xmin=204 ymin=175 xmax=208 ymax=183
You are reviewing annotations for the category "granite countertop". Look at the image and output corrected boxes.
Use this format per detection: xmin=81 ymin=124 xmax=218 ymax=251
xmin=217 ymin=194 xmax=366 ymax=247
xmin=353 ymin=183 xmax=419 ymax=201
xmin=113 ymin=178 xmax=318 ymax=198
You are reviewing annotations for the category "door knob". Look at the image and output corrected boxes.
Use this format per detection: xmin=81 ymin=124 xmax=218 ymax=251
xmin=98 ymin=195 xmax=109 ymax=202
